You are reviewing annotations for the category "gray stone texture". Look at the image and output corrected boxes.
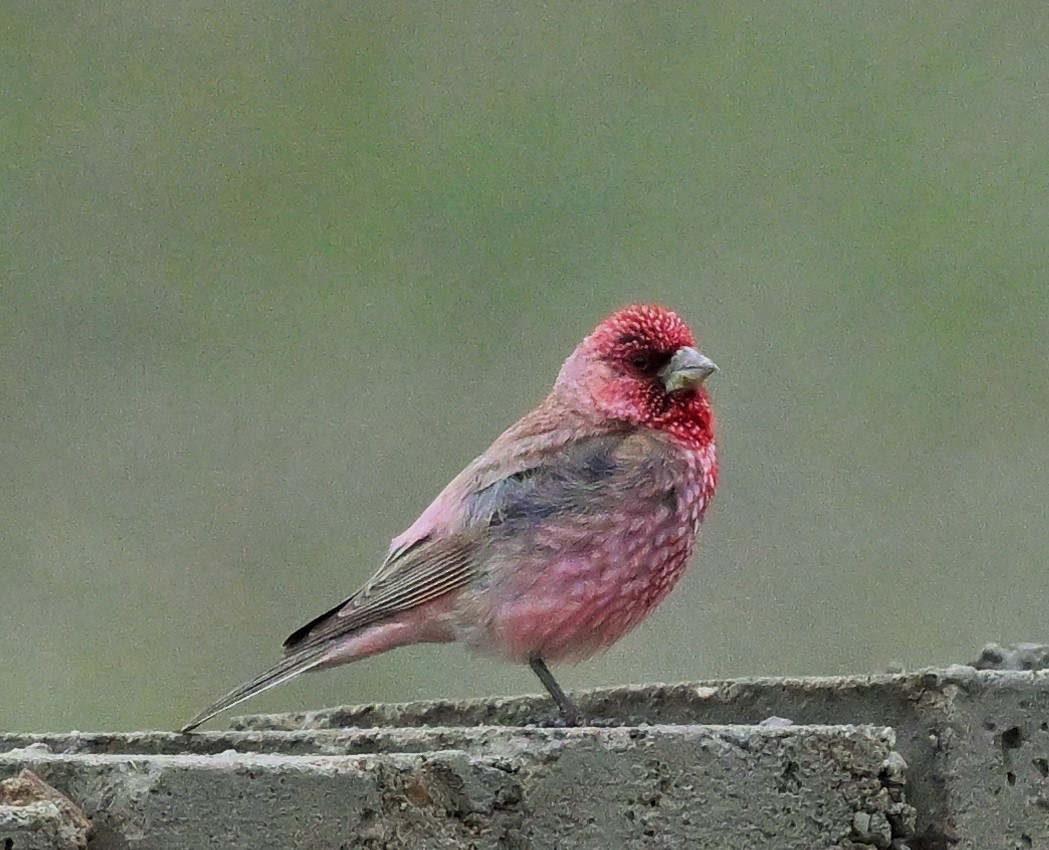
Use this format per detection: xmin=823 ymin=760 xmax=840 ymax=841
xmin=0 ymin=725 xmax=903 ymax=850
xmin=0 ymin=769 xmax=92 ymax=849
xmin=2 ymin=668 xmax=1048 ymax=849
xmin=222 ymin=667 xmax=1049 ymax=848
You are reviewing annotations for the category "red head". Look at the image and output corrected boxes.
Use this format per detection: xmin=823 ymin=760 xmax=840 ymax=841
xmin=555 ymin=304 xmax=717 ymax=450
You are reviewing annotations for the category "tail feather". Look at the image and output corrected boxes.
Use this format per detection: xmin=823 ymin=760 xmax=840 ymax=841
xmin=179 ymin=647 xmax=329 ymax=733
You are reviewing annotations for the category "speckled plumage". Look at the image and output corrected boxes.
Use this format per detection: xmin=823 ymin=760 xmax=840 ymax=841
xmin=182 ymin=304 xmax=718 ymax=732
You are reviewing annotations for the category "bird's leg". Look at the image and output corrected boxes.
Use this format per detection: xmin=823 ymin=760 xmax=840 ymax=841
xmin=529 ymin=656 xmax=583 ymax=726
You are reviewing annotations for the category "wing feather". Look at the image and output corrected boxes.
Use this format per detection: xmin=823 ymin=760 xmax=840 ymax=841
xmin=282 ymin=533 xmax=480 ymax=653
xmin=283 ymin=429 xmax=677 ymax=655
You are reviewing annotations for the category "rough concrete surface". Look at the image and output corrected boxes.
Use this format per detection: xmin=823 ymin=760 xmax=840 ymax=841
xmin=229 ymin=667 xmax=1049 ymax=850
xmin=0 ymin=769 xmax=91 ymax=849
xmin=2 ymin=668 xmax=1047 ymax=849
xmin=972 ymin=642 xmax=1049 ymax=672
xmin=0 ymin=724 xmax=904 ymax=850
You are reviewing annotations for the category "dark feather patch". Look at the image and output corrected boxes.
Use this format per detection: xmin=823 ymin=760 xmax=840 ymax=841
xmin=660 ymin=488 xmax=678 ymax=511
xmin=475 ymin=437 xmax=622 ymax=529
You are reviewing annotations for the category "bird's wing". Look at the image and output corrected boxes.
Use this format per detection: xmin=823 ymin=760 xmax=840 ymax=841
xmin=281 ymin=532 xmax=481 ymax=653
xmin=463 ymin=430 xmax=645 ymax=527
xmin=282 ymin=429 xmax=676 ymax=654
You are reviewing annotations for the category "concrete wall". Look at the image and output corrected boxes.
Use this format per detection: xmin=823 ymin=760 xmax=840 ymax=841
xmin=2 ymin=667 xmax=1047 ymax=849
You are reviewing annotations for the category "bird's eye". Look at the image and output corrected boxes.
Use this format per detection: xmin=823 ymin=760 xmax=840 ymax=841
xmin=629 ymin=353 xmax=653 ymax=371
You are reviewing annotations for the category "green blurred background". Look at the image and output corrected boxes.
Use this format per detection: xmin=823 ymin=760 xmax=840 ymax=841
xmin=2 ymin=2 xmax=1047 ymax=733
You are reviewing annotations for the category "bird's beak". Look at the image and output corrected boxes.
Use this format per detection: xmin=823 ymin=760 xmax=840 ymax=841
xmin=660 ymin=346 xmax=718 ymax=393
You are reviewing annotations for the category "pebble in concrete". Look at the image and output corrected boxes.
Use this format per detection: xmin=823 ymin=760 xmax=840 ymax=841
xmin=0 ymin=768 xmax=92 ymax=850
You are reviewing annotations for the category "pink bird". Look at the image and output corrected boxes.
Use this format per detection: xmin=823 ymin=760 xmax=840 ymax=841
xmin=181 ymin=304 xmax=718 ymax=731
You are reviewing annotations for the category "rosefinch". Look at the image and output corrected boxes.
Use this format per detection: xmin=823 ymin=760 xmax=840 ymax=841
xmin=181 ymin=304 xmax=717 ymax=731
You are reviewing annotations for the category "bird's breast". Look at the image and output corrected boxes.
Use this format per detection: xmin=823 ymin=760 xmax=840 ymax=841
xmin=457 ymin=439 xmax=717 ymax=664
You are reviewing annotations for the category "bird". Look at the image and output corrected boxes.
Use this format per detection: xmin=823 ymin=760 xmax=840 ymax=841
xmin=180 ymin=304 xmax=718 ymax=732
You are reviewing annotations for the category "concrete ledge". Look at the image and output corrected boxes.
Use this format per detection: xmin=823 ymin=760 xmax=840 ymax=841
xmin=226 ymin=667 xmax=1046 ymax=850
xmin=0 ymin=724 xmax=905 ymax=850
xmin=2 ymin=668 xmax=1047 ymax=849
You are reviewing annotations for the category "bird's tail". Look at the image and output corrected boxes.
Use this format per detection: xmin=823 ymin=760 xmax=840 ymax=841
xmin=179 ymin=646 xmax=329 ymax=733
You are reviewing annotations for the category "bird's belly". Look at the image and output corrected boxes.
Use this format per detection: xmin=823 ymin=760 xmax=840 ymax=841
xmin=459 ymin=518 xmax=700 ymax=664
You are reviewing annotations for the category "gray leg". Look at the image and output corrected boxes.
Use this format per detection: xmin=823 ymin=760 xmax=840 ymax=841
xmin=529 ymin=656 xmax=582 ymax=726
